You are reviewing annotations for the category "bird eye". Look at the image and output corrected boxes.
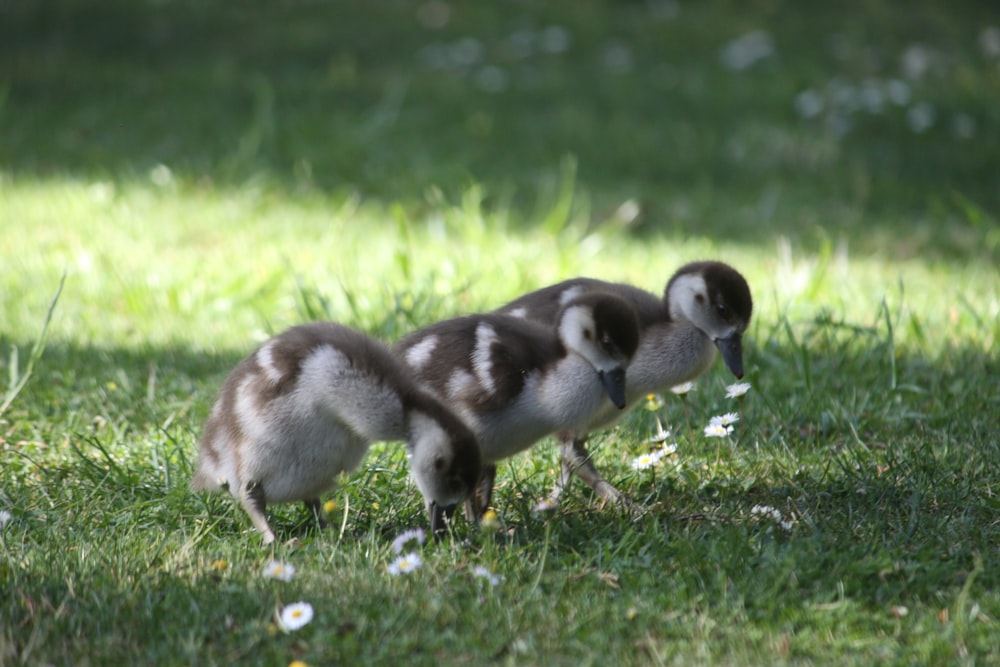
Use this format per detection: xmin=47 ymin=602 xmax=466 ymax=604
xmin=717 ymin=303 xmax=728 ymax=316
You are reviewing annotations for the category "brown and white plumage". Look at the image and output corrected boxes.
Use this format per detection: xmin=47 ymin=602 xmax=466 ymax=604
xmin=393 ymin=292 xmax=640 ymax=519
xmin=192 ymin=322 xmax=481 ymax=543
xmin=498 ymin=260 xmax=753 ymax=510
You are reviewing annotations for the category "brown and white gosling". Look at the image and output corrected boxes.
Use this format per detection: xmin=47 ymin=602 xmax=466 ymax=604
xmin=191 ymin=322 xmax=482 ymax=544
xmin=498 ymin=260 xmax=753 ymax=510
xmin=393 ymin=292 xmax=640 ymax=519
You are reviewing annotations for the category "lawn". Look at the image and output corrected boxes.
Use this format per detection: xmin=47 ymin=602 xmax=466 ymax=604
xmin=2 ymin=1 xmax=999 ymax=665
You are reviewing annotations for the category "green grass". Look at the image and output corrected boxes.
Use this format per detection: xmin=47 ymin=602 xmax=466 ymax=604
xmin=2 ymin=0 xmax=1000 ymax=665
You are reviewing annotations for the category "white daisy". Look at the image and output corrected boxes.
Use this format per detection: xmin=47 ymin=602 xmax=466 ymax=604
xmin=725 ymin=382 xmax=752 ymax=398
xmin=262 ymin=560 xmax=295 ymax=582
xmin=750 ymin=505 xmax=783 ymax=522
xmin=387 ymin=552 xmax=423 ymax=576
xmin=655 ymin=443 xmax=678 ymax=458
xmin=472 ymin=566 xmax=503 ymax=586
xmin=278 ymin=601 xmax=314 ymax=632
xmin=710 ymin=412 xmax=740 ymax=427
xmin=391 ymin=528 xmax=426 ymax=554
xmin=670 ymin=381 xmax=695 ymax=395
xmin=631 ymin=453 xmax=658 ymax=471
xmin=751 ymin=505 xmax=794 ymax=532
xmin=703 ymin=423 xmax=733 ymax=438
xmin=646 ymin=429 xmax=672 ymax=444
xmin=0 ymin=510 xmax=11 ymax=529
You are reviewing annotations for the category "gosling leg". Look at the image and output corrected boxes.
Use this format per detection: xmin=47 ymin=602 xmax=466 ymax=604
xmin=240 ymin=480 xmax=276 ymax=544
xmin=558 ymin=436 xmax=638 ymax=513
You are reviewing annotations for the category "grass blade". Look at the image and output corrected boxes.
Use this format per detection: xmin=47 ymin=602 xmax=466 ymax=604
xmin=1 ymin=271 xmax=65 ymax=416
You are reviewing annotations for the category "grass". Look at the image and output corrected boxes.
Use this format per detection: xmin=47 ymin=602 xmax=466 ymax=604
xmin=2 ymin=0 xmax=1000 ymax=665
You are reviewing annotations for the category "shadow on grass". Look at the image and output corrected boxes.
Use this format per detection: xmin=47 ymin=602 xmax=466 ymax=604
xmin=3 ymin=331 xmax=998 ymax=666
xmin=2 ymin=0 xmax=999 ymax=258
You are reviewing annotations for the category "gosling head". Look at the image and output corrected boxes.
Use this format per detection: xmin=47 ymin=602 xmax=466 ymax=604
xmin=666 ymin=261 xmax=753 ymax=378
xmin=406 ymin=409 xmax=481 ymax=533
xmin=557 ymin=293 xmax=640 ymax=409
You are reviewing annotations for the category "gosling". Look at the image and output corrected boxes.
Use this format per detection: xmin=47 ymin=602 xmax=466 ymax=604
xmin=192 ymin=322 xmax=482 ymax=544
xmin=498 ymin=260 xmax=753 ymax=510
xmin=393 ymin=292 xmax=640 ymax=519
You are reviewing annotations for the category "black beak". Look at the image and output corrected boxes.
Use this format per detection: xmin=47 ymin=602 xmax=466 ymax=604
xmin=429 ymin=501 xmax=456 ymax=536
xmin=714 ymin=333 xmax=744 ymax=379
xmin=599 ymin=367 xmax=628 ymax=409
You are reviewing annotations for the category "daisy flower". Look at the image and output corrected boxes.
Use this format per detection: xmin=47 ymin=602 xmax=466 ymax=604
xmin=703 ymin=423 xmax=733 ymax=438
xmin=751 ymin=505 xmax=782 ymax=522
xmin=322 ymin=499 xmax=337 ymax=514
xmin=387 ymin=552 xmax=423 ymax=576
xmin=278 ymin=601 xmax=314 ymax=632
xmin=391 ymin=528 xmax=426 ymax=554
xmin=725 ymin=382 xmax=752 ymax=398
xmin=632 ymin=443 xmax=679 ymax=470
xmin=656 ymin=443 xmax=678 ymax=458
xmin=631 ymin=453 xmax=659 ymax=470
xmin=751 ymin=505 xmax=794 ymax=532
xmin=263 ymin=560 xmax=296 ymax=582
xmin=646 ymin=429 xmax=672 ymax=444
xmin=472 ymin=566 xmax=503 ymax=586
xmin=670 ymin=381 xmax=695 ymax=395
xmin=643 ymin=393 xmax=664 ymax=411
xmin=709 ymin=412 xmax=740 ymax=427
xmin=0 ymin=510 xmax=11 ymax=529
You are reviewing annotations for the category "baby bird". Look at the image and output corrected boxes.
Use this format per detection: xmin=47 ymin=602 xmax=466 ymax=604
xmin=498 ymin=260 xmax=753 ymax=510
xmin=192 ymin=322 xmax=481 ymax=544
xmin=393 ymin=292 xmax=640 ymax=519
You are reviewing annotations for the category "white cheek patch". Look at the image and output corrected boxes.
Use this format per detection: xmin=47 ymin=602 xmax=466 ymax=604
xmin=668 ymin=274 xmax=708 ymax=322
xmin=256 ymin=339 xmax=285 ymax=385
xmin=405 ymin=335 xmax=439 ymax=371
xmin=472 ymin=323 xmax=498 ymax=395
xmin=557 ymin=305 xmax=594 ymax=355
xmin=407 ymin=411 xmax=453 ymax=502
xmin=558 ymin=305 xmax=620 ymax=374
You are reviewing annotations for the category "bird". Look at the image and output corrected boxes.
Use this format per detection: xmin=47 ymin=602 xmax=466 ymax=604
xmin=191 ymin=321 xmax=482 ymax=544
xmin=393 ymin=291 xmax=640 ymax=520
xmin=497 ymin=260 xmax=753 ymax=511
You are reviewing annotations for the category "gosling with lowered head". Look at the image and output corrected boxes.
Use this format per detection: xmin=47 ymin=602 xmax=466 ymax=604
xmin=192 ymin=322 xmax=482 ymax=544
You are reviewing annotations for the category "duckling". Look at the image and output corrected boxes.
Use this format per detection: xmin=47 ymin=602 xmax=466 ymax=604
xmin=498 ymin=260 xmax=753 ymax=510
xmin=393 ymin=292 xmax=640 ymax=519
xmin=191 ymin=322 xmax=481 ymax=544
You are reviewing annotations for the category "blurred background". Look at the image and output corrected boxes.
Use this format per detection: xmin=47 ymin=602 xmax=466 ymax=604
xmin=3 ymin=0 xmax=998 ymax=259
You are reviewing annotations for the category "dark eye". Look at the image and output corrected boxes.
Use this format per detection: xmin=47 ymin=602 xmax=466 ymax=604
xmin=716 ymin=303 xmax=728 ymax=317
xmin=600 ymin=336 xmax=615 ymax=353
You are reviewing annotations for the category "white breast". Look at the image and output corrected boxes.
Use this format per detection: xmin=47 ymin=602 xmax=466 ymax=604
xmin=466 ymin=356 xmax=609 ymax=463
